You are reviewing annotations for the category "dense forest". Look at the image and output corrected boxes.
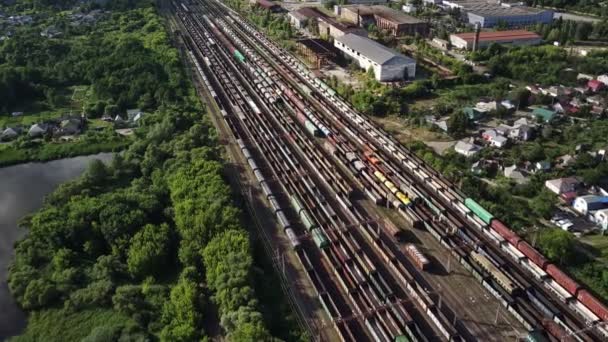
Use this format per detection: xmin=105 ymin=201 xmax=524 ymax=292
xmin=6 ymin=0 xmax=302 ymax=341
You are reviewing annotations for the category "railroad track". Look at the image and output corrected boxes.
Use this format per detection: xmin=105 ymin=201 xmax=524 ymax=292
xmin=173 ymin=5 xmax=448 ymax=341
xmin=204 ymin=4 xmax=608 ymax=341
xmin=170 ymin=0 xmax=608 ymax=341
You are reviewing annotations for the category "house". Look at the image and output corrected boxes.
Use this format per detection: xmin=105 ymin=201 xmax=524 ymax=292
xmin=114 ymin=115 xmax=125 ymax=123
xmin=545 ymin=177 xmax=581 ymax=195
xmin=504 ymin=165 xmax=528 ymax=184
xmin=531 ymin=107 xmax=557 ymax=122
xmin=577 ymin=73 xmax=593 ymax=81
xmin=501 ymin=100 xmax=516 ymax=111
xmin=471 ymin=159 xmax=498 ymax=175
xmin=594 ymin=209 xmax=608 ymax=230
xmin=454 ymin=140 xmax=481 ymax=157
xmin=58 ymin=118 xmax=82 ymax=135
xmin=463 ymin=107 xmax=483 ymax=120
xmin=101 ymin=114 xmax=113 ymax=122
xmin=586 ymin=95 xmax=605 ymax=106
xmin=534 ymin=161 xmax=551 ymax=172
xmin=126 ymin=109 xmax=144 ymax=123
xmin=509 ymin=123 xmax=533 ymax=141
xmin=553 ymin=102 xmax=568 ymax=114
xmin=573 ymin=195 xmax=608 ymax=215
xmin=28 ymin=123 xmax=47 ymax=137
xmin=598 ymin=74 xmax=608 ymax=86
xmin=334 ymin=33 xmax=416 ymax=81
xmin=557 ymin=154 xmax=575 ymax=167
xmin=11 ymin=111 xmax=23 ymax=117
xmin=40 ymin=26 xmax=61 ymax=38
xmin=482 ymin=129 xmax=508 ymax=148
xmin=1 ymin=127 xmax=20 ymax=140
xmin=475 ymin=100 xmax=499 ymax=113
xmin=569 ymin=97 xmax=585 ymax=109
xmin=587 ymin=79 xmax=604 ymax=93
xmin=425 ymin=115 xmax=448 ymax=132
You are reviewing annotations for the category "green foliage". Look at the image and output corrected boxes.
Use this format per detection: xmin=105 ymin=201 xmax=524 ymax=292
xmin=203 ymin=230 xmax=271 ymax=340
xmin=159 ymin=269 xmax=205 ymax=342
xmin=447 ymin=110 xmax=469 ymax=138
xmin=538 ymin=229 xmax=576 ymax=264
xmin=127 ymin=223 xmax=171 ymax=278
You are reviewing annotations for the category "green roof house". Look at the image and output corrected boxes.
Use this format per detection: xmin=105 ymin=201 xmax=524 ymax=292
xmin=532 ymin=107 xmax=556 ymax=122
xmin=463 ymin=107 xmax=483 ymax=120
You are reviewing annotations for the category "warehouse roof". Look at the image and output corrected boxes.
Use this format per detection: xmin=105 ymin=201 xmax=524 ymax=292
xmin=297 ymin=38 xmax=338 ymax=56
xmin=343 ymin=5 xmax=424 ymax=24
xmin=291 ymin=7 xmax=326 ymax=20
xmin=466 ymin=3 xmax=549 ymax=17
xmin=335 ymin=33 xmax=415 ymax=65
xmin=452 ymin=30 xmax=540 ymax=42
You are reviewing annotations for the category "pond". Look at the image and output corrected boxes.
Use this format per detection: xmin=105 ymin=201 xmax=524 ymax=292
xmin=0 ymin=153 xmax=113 ymax=339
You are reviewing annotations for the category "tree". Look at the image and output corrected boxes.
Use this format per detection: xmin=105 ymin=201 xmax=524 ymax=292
xmin=127 ymin=223 xmax=171 ymax=278
xmin=530 ymin=189 xmax=556 ymax=219
xmin=538 ymin=229 xmax=575 ymax=264
xmin=447 ymin=111 xmax=468 ymax=137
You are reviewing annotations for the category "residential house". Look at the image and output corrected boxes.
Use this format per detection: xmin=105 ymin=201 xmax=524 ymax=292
xmin=545 ymin=177 xmax=581 ymax=195
xmin=504 ymin=164 xmax=528 ymax=184
xmin=58 ymin=118 xmax=82 ymax=135
xmin=501 ymin=100 xmax=516 ymax=111
xmin=509 ymin=123 xmax=533 ymax=141
xmin=425 ymin=115 xmax=448 ymax=132
xmin=534 ymin=161 xmax=551 ymax=172
xmin=28 ymin=123 xmax=47 ymax=137
xmin=463 ymin=107 xmax=483 ymax=120
xmin=553 ymin=102 xmax=568 ymax=114
xmin=475 ymin=100 xmax=499 ymax=113
xmin=454 ymin=140 xmax=481 ymax=157
xmin=288 ymin=7 xmax=325 ymax=29
xmin=569 ymin=97 xmax=585 ymax=109
xmin=577 ymin=73 xmax=593 ymax=81
xmin=526 ymin=85 xmax=541 ymax=95
xmin=495 ymin=124 xmax=511 ymax=136
xmin=598 ymin=74 xmax=608 ymax=86
xmin=41 ymin=26 xmax=61 ymax=38
xmin=531 ymin=107 xmax=556 ymax=122
xmin=482 ymin=129 xmax=508 ymax=148
xmin=11 ymin=111 xmax=23 ymax=117
xmin=1 ymin=126 xmax=20 ymax=140
xmin=101 ymin=114 xmax=113 ymax=122
xmin=126 ymin=109 xmax=144 ymax=123
xmin=557 ymin=154 xmax=575 ymax=168
xmin=594 ymin=208 xmax=608 ymax=230
xmin=573 ymin=195 xmax=608 ymax=215
xmin=586 ymin=95 xmax=605 ymax=106
xmin=114 ymin=115 xmax=125 ymax=123
xmin=587 ymin=79 xmax=604 ymax=93
xmin=471 ymin=159 xmax=498 ymax=175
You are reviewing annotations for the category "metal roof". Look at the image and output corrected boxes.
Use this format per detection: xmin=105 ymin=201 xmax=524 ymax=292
xmin=335 ymin=33 xmax=415 ymax=65
xmin=452 ymin=30 xmax=540 ymax=42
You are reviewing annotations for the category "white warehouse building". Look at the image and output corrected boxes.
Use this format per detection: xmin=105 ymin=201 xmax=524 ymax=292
xmin=334 ymin=33 xmax=416 ymax=82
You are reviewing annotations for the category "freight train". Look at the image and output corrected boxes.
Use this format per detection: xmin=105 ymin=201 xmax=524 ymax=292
xmin=463 ymin=197 xmax=608 ymax=324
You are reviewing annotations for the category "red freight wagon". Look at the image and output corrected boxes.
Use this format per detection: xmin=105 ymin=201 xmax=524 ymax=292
xmin=517 ymin=241 xmax=548 ymax=269
xmin=490 ymin=219 xmax=521 ymax=246
xmin=577 ymin=289 xmax=608 ymax=321
xmin=546 ymin=264 xmax=581 ymax=296
xmin=541 ymin=319 xmax=574 ymax=342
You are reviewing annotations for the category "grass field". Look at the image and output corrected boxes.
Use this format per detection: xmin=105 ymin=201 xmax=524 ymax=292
xmin=10 ymin=309 xmax=134 ymax=342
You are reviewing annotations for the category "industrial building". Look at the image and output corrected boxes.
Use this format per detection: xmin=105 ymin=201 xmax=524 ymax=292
xmin=463 ymin=3 xmax=553 ymax=28
xmin=338 ymin=5 xmax=429 ymax=36
xmin=334 ymin=33 xmax=416 ymax=81
xmin=318 ymin=17 xmax=367 ymax=39
xmin=295 ymin=38 xmax=339 ymax=68
xmin=450 ymin=29 xmax=542 ymax=50
xmin=288 ymin=7 xmax=327 ymax=29
xmin=251 ymin=0 xmax=282 ymax=12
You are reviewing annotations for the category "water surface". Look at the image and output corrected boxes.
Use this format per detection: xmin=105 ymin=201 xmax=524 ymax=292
xmin=0 ymin=153 xmax=113 ymax=339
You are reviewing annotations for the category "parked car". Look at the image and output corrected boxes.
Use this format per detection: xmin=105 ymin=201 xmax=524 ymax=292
xmin=551 ymin=216 xmax=574 ymax=231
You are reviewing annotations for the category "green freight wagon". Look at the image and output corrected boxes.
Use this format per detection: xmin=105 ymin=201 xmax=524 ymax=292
xmin=311 ymin=228 xmax=329 ymax=249
xmin=300 ymin=210 xmax=316 ymax=231
xmin=464 ymin=198 xmax=494 ymax=224
xmin=525 ymin=331 xmax=548 ymax=342
xmin=233 ymin=50 xmax=246 ymax=63
xmin=290 ymin=195 xmax=304 ymax=214
xmin=395 ymin=335 xmax=410 ymax=342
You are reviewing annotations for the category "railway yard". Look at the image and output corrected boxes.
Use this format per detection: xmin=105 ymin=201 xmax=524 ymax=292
xmin=166 ymin=0 xmax=608 ymax=340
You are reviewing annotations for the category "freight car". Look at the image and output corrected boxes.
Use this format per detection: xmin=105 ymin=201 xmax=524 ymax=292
xmin=470 ymin=250 xmax=516 ymax=294
xmin=405 ymin=244 xmax=430 ymax=271
xmin=464 ymin=198 xmax=493 ymax=224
